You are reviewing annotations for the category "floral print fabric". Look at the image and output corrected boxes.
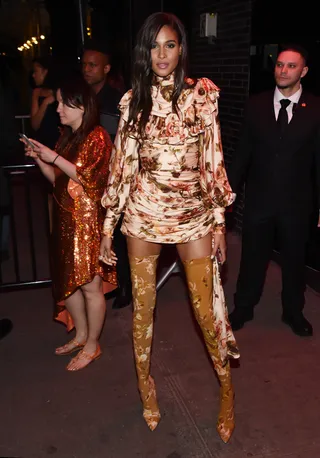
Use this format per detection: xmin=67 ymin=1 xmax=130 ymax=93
xmin=129 ymin=252 xmax=237 ymax=435
xmin=183 ymin=255 xmax=240 ymax=365
xmin=129 ymin=254 xmax=161 ymax=431
xmin=102 ymin=73 xmax=235 ymax=241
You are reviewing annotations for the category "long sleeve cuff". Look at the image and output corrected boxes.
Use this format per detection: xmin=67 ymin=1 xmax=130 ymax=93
xmin=102 ymin=213 xmax=119 ymax=238
xmin=213 ymin=207 xmax=226 ymax=234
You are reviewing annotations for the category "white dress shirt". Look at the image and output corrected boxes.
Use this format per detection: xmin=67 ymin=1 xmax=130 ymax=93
xmin=274 ymin=85 xmax=302 ymax=123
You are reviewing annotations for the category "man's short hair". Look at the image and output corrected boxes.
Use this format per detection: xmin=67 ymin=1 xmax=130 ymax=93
xmin=83 ymin=40 xmax=112 ymax=65
xmin=277 ymin=43 xmax=309 ymax=65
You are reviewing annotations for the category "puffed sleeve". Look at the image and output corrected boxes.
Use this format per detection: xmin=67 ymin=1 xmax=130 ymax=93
xmin=74 ymin=126 xmax=113 ymax=202
xmin=195 ymin=78 xmax=235 ymax=234
xmin=101 ymin=90 xmax=139 ymax=237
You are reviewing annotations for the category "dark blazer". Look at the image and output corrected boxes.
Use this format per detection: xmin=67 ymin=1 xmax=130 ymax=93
xmin=96 ymin=83 xmax=122 ymax=141
xmin=96 ymin=82 xmax=122 ymax=116
xmin=228 ymin=90 xmax=320 ymax=222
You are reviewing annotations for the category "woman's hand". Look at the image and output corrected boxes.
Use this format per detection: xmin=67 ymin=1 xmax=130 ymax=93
xmin=211 ymin=232 xmax=227 ymax=264
xmin=20 ymin=137 xmax=38 ymax=159
xmin=99 ymin=235 xmax=117 ymax=266
xmin=21 ymin=138 xmax=57 ymax=164
xmin=23 ymin=143 xmax=38 ymax=159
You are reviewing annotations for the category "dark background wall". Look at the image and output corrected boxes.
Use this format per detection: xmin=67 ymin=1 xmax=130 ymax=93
xmin=188 ymin=0 xmax=253 ymax=230
xmin=6 ymin=0 xmax=320 ymax=242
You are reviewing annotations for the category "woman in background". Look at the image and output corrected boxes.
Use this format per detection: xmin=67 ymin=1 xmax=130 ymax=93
xmin=31 ymin=57 xmax=61 ymax=231
xmin=31 ymin=56 xmax=61 ymax=149
xmin=23 ymin=74 xmax=116 ymax=371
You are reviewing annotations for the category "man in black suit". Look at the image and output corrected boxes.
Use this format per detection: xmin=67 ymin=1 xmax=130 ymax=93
xmin=228 ymin=44 xmax=320 ymax=337
xmin=82 ymin=43 xmax=132 ymax=309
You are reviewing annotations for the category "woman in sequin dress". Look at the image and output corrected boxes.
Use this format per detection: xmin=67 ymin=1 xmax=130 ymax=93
xmin=100 ymin=12 xmax=240 ymax=442
xmin=23 ymin=74 xmax=116 ymax=371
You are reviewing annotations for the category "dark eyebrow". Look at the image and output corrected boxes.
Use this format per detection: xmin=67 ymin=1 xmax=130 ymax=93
xmin=153 ymin=39 xmax=178 ymax=44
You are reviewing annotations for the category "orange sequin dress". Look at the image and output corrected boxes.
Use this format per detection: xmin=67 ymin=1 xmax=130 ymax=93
xmin=52 ymin=126 xmax=117 ymax=331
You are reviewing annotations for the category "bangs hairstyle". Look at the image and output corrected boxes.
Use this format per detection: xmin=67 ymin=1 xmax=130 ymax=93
xmin=57 ymin=73 xmax=100 ymax=161
xmin=126 ymin=12 xmax=189 ymax=139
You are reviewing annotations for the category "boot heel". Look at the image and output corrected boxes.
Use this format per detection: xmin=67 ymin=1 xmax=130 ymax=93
xmin=141 ymin=376 xmax=161 ymax=431
xmin=216 ymin=383 xmax=235 ymax=443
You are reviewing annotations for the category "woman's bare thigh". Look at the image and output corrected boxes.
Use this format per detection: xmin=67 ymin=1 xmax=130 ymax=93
xmin=176 ymin=232 xmax=212 ymax=262
xmin=126 ymin=236 xmax=162 ymax=257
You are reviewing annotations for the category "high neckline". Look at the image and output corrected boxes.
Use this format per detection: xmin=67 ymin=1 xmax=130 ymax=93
xmin=153 ymin=72 xmax=175 ymax=87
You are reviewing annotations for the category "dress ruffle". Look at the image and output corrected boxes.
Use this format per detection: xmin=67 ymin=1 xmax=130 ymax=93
xmin=117 ymin=77 xmax=220 ymax=145
xmin=102 ymin=73 xmax=235 ymax=238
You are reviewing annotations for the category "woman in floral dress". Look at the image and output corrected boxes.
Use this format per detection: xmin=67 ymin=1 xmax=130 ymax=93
xmin=100 ymin=12 xmax=239 ymax=442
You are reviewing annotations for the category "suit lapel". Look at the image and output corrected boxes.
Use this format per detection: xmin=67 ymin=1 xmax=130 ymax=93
xmin=287 ymin=91 xmax=307 ymax=132
xmin=263 ymin=91 xmax=278 ymax=131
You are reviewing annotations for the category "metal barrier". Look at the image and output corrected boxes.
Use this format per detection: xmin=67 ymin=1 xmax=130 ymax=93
xmin=0 ymin=164 xmax=52 ymax=292
xmin=15 ymin=114 xmax=31 ymax=136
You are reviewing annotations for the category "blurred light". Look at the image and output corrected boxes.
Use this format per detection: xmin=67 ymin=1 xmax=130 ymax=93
xmin=27 ymin=40 xmax=31 ymax=44
xmin=40 ymin=35 xmax=45 ymax=40
xmin=32 ymin=37 xmax=37 ymax=41
xmin=34 ymin=40 xmax=38 ymax=44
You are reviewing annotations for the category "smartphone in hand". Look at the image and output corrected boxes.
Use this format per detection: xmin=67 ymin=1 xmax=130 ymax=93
xmin=19 ymin=133 xmax=36 ymax=149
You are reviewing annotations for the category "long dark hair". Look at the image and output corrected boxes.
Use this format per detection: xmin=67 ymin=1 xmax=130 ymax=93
xmin=32 ymin=56 xmax=58 ymax=90
xmin=127 ymin=12 xmax=189 ymax=139
xmin=56 ymin=73 xmax=100 ymax=161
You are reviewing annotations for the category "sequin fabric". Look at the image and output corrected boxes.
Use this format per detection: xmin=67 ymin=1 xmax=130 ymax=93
xmin=52 ymin=126 xmax=117 ymax=331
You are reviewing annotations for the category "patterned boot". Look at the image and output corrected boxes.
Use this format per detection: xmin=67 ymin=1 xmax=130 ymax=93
xmin=129 ymin=254 xmax=161 ymax=431
xmin=183 ymin=256 xmax=236 ymax=443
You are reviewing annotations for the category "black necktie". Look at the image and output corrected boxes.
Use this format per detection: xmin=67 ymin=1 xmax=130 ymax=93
xmin=277 ymin=99 xmax=291 ymax=132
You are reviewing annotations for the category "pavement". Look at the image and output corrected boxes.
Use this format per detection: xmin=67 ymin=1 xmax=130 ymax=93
xmin=1 ymin=231 xmax=320 ymax=458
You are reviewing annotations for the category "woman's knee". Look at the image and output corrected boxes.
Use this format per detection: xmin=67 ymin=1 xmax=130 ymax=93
xmin=81 ymin=275 xmax=102 ymax=298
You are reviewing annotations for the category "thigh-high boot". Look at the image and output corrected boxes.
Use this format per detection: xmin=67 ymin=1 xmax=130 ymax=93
xmin=183 ymin=256 xmax=235 ymax=443
xmin=129 ymin=254 xmax=161 ymax=431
